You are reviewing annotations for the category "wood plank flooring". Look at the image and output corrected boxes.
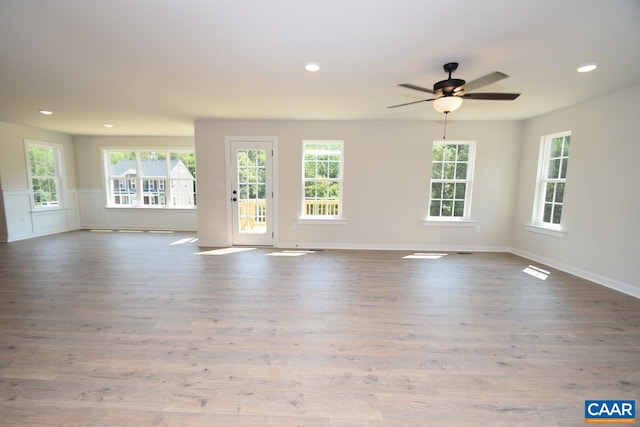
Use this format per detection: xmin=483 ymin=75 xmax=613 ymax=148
xmin=0 ymin=231 xmax=638 ymax=426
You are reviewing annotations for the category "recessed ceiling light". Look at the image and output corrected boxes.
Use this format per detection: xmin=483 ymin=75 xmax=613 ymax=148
xmin=305 ymin=62 xmax=320 ymax=72
xmin=577 ymin=63 xmax=598 ymax=73
xmin=39 ymin=110 xmax=53 ymax=115
xmin=103 ymin=123 xmax=114 ymax=128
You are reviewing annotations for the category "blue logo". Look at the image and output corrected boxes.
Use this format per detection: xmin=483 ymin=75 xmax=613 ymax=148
xmin=585 ymin=400 xmax=635 ymax=424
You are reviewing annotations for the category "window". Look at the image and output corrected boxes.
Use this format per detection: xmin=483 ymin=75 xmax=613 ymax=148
xmin=26 ymin=140 xmax=63 ymax=208
xmin=104 ymin=149 xmax=196 ymax=208
xmin=532 ymin=131 xmax=570 ymax=228
xmin=302 ymin=141 xmax=343 ymax=218
xmin=427 ymin=141 xmax=475 ymax=220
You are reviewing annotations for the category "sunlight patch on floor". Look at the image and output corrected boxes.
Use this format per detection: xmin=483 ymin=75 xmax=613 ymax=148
xmin=266 ymin=250 xmax=316 ymax=257
xmin=523 ymin=265 xmax=550 ymax=280
xmin=403 ymin=253 xmax=448 ymax=259
xmin=196 ymin=247 xmax=256 ymax=255
xmin=170 ymin=237 xmax=199 ymax=245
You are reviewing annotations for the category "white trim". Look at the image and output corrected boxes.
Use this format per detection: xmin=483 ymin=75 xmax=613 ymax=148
xmin=225 ymin=136 xmax=278 ymax=246
xmin=297 ymin=218 xmax=348 ymax=225
xmin=427 ymin=140 xmax=476 ymax=221
xmin=195 ymin=240 xmax=232 ymax=248
xmin=1 ymin=188 xmax=80 ymax=242
xmin=101 ymin=147 xmax=196 ymax=209
xmin=277 ymin=241 xmax=509 ymax=252
xmin=525 ymin=223 xmax=565 ymax=238
xmin=104 ymin=204 xmax=196 ymax=211
xmin=510 ymin=248 xmax=639 ymax=299
xmin=531 ymin=130 xmax=571 ymax=226
xmin=301 ymin=140 xmax=344 ymax=220
xmin=24 ymin=139 xmax=66 ymax=210
xmin=423 ymin=220 xmax=477 ymax=227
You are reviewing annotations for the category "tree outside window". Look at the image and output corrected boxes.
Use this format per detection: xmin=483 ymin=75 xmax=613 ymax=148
xmin=534 ymin=131 xmax=570 ymax=227
xmin=428 ymin=141 xmax=475 ymax=220
xmin=302 ymin=141 xmax=343 ymax=217
xmin=27 ymin=141 xmax=62 ymax=208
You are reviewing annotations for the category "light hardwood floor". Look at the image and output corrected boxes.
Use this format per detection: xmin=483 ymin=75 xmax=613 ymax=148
xmin=0 ymin=231 xmax=638 ymax=426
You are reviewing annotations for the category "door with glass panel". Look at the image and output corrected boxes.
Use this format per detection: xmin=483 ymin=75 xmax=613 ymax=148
xmin=230 ymin=140 xmax=273 ymax=246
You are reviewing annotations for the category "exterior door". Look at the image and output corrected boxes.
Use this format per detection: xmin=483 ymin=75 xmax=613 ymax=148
xmin=230 ymin=139 xmax=273 ymax=246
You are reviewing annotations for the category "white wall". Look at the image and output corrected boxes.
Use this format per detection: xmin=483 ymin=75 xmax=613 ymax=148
xmin=0 ymin=121 xmax=79 ymax=242
xmin=3 ymin=90 xmax=636 ymax=299
xmin=512 ymin=85 xmax=640 ymax=297
xmin=195 ymin=119 xmax=522 ymax=250
xmin=73 ymin=135 xmax=197 ymax=231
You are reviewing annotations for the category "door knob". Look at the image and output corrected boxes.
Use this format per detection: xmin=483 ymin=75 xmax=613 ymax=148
xmin=232 ymin=197 xmax=237 ymax=202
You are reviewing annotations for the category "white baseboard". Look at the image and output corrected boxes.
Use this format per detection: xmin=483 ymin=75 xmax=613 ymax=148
xmin=276 ymin=241 xmax=510 ymax=252
xmin=5 ymin=225 xmax=81 ymax=242
xmin=510 ymin=247 xmax=640 ymax=299
xmin=196 ymin=240 xmax=232 ymax=248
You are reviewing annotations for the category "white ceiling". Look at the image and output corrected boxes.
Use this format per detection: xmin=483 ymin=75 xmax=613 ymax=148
xmin=1 ymin=0 xmax=639 ymax=136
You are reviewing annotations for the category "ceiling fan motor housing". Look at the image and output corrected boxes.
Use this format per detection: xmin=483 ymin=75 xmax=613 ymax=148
xmin=435 ymin=62 xmax=465 ymax=96
xmin=434 ymin=78 xmax=465 ymax=96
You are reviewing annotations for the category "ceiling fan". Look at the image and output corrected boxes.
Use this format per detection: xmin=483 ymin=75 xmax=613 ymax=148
xmin=388 ymin=62 xmax=520 ymax=113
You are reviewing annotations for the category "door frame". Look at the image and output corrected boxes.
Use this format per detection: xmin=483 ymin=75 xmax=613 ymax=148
xmin=224 ymin=136 xmax=278 ymax=246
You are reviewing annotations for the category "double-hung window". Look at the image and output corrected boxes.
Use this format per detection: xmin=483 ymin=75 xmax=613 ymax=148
xmin=531 ymin=131 xmax=570 ymax=231
xmin=104 ymin=149 xmax=196 ymax=208
xmin=26 ymin=140 xmax=63 ymax=208
xmin=427 ymin=141 xmax=476 ymax=221
xmin=302 ymin=141 xmax=343 ymax=218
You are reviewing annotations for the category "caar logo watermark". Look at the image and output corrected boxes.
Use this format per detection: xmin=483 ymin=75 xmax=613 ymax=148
xmin=585 ymin=400 xmax=635 ymax=424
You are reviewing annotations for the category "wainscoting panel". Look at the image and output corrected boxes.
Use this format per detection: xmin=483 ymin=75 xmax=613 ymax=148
xmin=78 ymin=189 xmax=197 ymax=231
xmin=3 ymin=190 xmax=33 ymax=241
xmin=2 ymin=189 xmax=81 ymax=242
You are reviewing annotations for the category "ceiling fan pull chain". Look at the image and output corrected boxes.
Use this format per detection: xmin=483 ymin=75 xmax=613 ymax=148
xmin=443 ymin=112 xmax=448 ymax=140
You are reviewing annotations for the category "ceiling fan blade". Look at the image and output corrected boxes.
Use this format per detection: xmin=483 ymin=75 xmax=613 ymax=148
xmin=399 ymin=83 xmax=435 ymax=94
xmin=461 ymin=92 xmax=520 ymax=100
xmin=462 ymin=71 xmax=508 ymax=93
xmin=387 ymin=98 xmax=435 ymax=108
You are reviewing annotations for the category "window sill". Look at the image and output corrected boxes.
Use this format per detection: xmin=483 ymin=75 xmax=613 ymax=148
xmin=422 ymin=219 xmax=477 ymax=227
xmin=525 ymin=224 xmax=565 ymax=238
xmin=297 ymin=217 xmax=348 ymax=225
xmin=32 ymin=206 xmax=68 ymax=213
xmin=106 ymin=206 xmax=197 ymax=211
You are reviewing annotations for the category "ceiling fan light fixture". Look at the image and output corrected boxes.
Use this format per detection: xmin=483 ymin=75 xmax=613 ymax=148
xmin=305 ymin=62 xmax=320 ymax=72
xmin=433 ymin=96 xmax=463 ymax=113
xmin=577 ymin=63 xmax=597 ymax=73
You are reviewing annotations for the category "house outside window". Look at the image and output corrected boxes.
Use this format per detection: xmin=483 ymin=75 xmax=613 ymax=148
xmin=104 ymin=149 xmax=196 ymax=208
xmin=26 ymin=140 xmax=63 ymax=208
xmin=427 ymin=141 xmax=476 ymax=220
xmin=532 ymin=131 xmax=570 ymax=228
xmin=302 ymin=141 xmax=344 ymax=218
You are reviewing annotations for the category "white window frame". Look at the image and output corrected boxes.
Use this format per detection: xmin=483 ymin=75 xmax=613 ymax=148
xmin=24 ymin=139 xmax=65 ymax=209
xmin=425 ymin=140 xmax=476 ymax=224
xmin=299 ymin=140 xmax=345 ymax=223
xmin=528 ymin=130 xmax=571 ymax=237
xmin=103 ymin=148 xmax=196 ymax=209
